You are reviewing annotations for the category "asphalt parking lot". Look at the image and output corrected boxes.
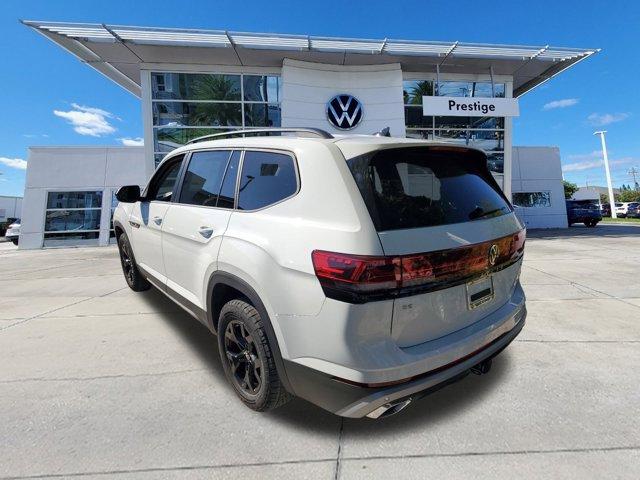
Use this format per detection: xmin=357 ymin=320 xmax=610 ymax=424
xmin=1 ymin=224 xmax=639 ymax=479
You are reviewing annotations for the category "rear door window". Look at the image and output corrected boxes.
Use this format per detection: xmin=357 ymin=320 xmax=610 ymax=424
xmin=347 ymin=147 xmax=511 ymax=231
xmin=237 ymin=151 xmax=297 ymax=210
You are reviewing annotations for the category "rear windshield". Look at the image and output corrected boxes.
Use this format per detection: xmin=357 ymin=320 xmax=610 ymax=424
xmin=347 ymin=147 xmax=512 ymax=231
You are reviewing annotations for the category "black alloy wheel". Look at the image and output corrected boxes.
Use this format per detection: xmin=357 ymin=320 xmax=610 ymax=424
xmin=223 ymin=320 xmax=264 ymax=397
xmin=117 ymin=234 xmax=150 ymax=291
xmin=119 ymin=239 xmax=135 ymax=284
xmin=217 ymin=299 xmax=292 ymax=411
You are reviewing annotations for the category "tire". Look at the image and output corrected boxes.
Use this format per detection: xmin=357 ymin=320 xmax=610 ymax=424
xmin=11 ymin=238 xmax=18 ymax=246
xmin=218 ymin=299 xmax=292 ymax=412
xmin=117 ymin=233 xmax=150 ymax=292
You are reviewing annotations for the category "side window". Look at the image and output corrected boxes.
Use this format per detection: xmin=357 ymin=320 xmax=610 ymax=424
xmin=216 ymin=151 xmax=241 ymax=209
xmin=237 ymin=151 xmax=297 ymax=210
xmin=179 ymin=150 xmax=231 ymax=206
xmin=148 ymin=155 xmax=184 ymax=202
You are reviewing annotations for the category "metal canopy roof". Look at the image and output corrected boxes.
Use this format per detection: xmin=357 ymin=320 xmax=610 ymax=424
xmin=23 ymin=20 xmax=598 ymax=98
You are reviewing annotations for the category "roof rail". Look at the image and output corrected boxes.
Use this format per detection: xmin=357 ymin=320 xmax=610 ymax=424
xmin=186 ymin=127 xmax=334 ymax=145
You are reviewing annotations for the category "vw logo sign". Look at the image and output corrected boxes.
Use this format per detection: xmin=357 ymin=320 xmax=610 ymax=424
xmin=488 ymin=244 xmax=499 ymax=266
xmin=326 ymin=94 xmax=363 ymax=130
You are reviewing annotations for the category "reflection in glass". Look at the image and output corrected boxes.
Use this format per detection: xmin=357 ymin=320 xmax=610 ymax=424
xmin=44 ymin=231 xmax=100 ymax=247
xmin=512 ymin=192 xmax=552 ymax=208
xmin=153 ymin=102 xmax=242 ymax=127
xmin=437 ymin=81 xmax=505 ymax=98
xmin=403 ymin=80 xmax=433 ymax=105
xmin=435 ymin=116 xmax=504 ymax=130
xmin=151 ymin=73 xmax=241 ymax=101
xmin=486 ymin=153 xmax=504 ymax=174
xmin=45 ymin=209 xmax=101 ymax=232
xmin=434 ymin=130 xmax=503 ymax=151
xmin=404 ymin=106 xmax=432 ymax=128
xmin=179 ymin=150 xmax=231 ymax=207
xmin=243 ymin=76 xmax=280 ymax=102
xmin=405 ymin=129 xmax=435 ymax=140
xmin=154 ymin=128 xmax=238 ymax=152
xmin=46 ymin=191 xmax=102 ymax=209
xmin=244 ymin=104 xmax=281 ymax=127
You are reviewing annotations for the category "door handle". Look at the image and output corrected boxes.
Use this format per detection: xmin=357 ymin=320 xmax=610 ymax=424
xmin=198 ymin=226 xmax=214 ymax=239
xmin=153 ymin=216 xmax=163 ymax=226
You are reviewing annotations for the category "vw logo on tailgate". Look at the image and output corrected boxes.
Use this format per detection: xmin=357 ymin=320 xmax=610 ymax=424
xmin=327 ymin=94 xmax=363 ymax=130
xmin=488 ymin=244 xmax=499 ymax=266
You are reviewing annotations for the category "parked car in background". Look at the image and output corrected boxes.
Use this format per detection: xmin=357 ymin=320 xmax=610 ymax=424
xmin=566 ymin=201 xmax=601 ymax=227
xmin=600 ymin=203 xmax=611 ymax=217
xmin=113 ymin=128 xmax=527 ymax=419
xmin=5 ymin=219 xmax=21 ymax=245
xmin=615 ymin=202 xmax=631 ymax=217
xmin=626 ymin=203 xmax=640 ymax=218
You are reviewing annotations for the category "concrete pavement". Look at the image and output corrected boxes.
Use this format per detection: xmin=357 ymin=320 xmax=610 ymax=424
xmin=1 ymin=224 xmax=639 ymax=479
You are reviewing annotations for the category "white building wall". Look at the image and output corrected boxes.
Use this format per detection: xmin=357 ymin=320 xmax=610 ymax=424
xmin=511 ymin=146 xmax=568 ymax=229
xmin=21 ymin=146 xmax=147 ymax=249
xmin=0 ymin=196 xmax=22 ymax=222
xmin=281 ymin=59 xmax=406 ymax=137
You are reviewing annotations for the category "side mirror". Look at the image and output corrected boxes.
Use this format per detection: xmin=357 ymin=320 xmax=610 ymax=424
xmin=115 ymin=185 xmax=141 ymax=203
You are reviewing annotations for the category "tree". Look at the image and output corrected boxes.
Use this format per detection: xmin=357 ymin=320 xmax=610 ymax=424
xmin=404 ymin=81 xmax=434 ymax=105
xmin=618 ymin=189 xmax=640 ymax=202
xmin=563 ymin=180 xmax=579 ymax=199
xmin=192 ymin=75 xmax=242 ymax=127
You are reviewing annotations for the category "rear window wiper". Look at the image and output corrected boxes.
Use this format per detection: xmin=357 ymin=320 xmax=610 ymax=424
xmin=468 ymin=206 xmax=507 ymax=220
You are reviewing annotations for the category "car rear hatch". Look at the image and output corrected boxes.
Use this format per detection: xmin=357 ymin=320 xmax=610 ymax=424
xmin=345 ymin=145 xmax=525 ymax=348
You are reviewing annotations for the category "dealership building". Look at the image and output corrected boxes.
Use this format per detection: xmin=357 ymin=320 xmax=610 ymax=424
xmin=18 ymin=21 xmax=597 ymax=248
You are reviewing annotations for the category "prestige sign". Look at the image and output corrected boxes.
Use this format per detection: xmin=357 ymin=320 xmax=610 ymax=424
xmin=422 ymin=96 xmax=519 ymax=117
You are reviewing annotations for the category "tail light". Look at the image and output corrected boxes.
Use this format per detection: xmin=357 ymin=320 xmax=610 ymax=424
xmin=312 ymin=229 xmax=525 ymax=303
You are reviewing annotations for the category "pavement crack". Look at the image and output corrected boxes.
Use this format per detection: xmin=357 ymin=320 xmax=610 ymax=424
xmin=2 ymin=446 xmax=639 ymax=479
xmin=334 ymin=418 xmax=345 ymax=480
xmin=524 ymin=264 xmax=640 ymax=310
xmin=0 ymin=287 xmax=129 ymax=332
xmin=0 ymin=368 xmax=207 ymax=384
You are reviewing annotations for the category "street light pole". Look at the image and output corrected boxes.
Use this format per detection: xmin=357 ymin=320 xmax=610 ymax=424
xmin=594 ymin=130 xmax=617 ymax=219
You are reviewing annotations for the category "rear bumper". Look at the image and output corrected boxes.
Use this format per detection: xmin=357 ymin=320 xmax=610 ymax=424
xmin=284 ymin=304 xmax=525 ymax=418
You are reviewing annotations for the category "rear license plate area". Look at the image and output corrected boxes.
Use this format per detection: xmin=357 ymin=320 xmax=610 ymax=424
xmin=466 ymin=276 xmax=494 ymax=310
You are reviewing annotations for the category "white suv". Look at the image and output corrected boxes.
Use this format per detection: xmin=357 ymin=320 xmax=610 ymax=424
xmin=113 ymin=128 xmax=526 ymax=419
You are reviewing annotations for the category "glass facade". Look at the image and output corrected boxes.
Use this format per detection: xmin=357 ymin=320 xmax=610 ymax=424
xmin=512 ymin=191 xmax=552 ymax=208
xmin=403 ymin=79 xmax=507 ymax=175
xmin=44 ymin=191 xmax=103 ymax=247
xmin=151 ymin=72 xmax=282 ymax=164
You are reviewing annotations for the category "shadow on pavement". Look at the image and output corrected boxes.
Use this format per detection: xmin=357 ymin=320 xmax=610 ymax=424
xmin=342 ymin=352 xmax=512 ymax=435
xmin=133 ymin=282 xmax=514 ymax=435
xmin=136 ymin=286 xmax=341 ymax=432
xmin=528 ymin=224 xmax=640 ymax=240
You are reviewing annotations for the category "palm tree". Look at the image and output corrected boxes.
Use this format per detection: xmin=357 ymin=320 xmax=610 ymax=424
xmin=191 ymin=75 xmax=242 ymax=127
xmin=404 ymin=81 xmax=433 ymax=105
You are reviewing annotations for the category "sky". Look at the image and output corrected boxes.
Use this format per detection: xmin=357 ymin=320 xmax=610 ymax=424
xmin=1 ymin=0 xmax=639 ymax=196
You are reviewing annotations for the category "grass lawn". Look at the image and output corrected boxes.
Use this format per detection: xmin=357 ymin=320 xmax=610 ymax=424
xmin=601 ymin=217 xmax=640 ymax=224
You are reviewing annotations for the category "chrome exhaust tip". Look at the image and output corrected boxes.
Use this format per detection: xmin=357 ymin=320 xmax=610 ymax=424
xmin=366 ymin=398 xmax=413 ymax=419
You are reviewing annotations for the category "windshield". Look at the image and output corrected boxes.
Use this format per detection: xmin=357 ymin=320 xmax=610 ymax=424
xmin=347 ymin=147 xmax=512 ymax=231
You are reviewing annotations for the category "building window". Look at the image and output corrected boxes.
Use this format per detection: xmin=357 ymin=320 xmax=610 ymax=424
xmin=512 ymin=191 xmax=552 ymax=208
xmin=44 ymin=191 xmax=103 ymax=247
xmin=403 ymin=79 xmax=506 ymax=175
xmin=109 ymin=191 xmax=118 ymax=243
xmin=151 ymin=73 xmax=282 ymax=166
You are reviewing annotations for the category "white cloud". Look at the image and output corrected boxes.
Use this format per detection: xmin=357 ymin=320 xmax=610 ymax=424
xmin=119 ymin=137 xmax=144 ymax=146
xmin=543 ymin=98 xmax=579 ymax=110
xmin=567 ymin=150 xmax=604 ymax=162
xmin=562 ymin=156 xmax=632 ymax=172
xmin=0 ymin=157 xmax=27 ymax=170
xmin=587 ymin=112 xmax=630 ymax=126
xmin=53 ymin=103 xmax=116 ymax=137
